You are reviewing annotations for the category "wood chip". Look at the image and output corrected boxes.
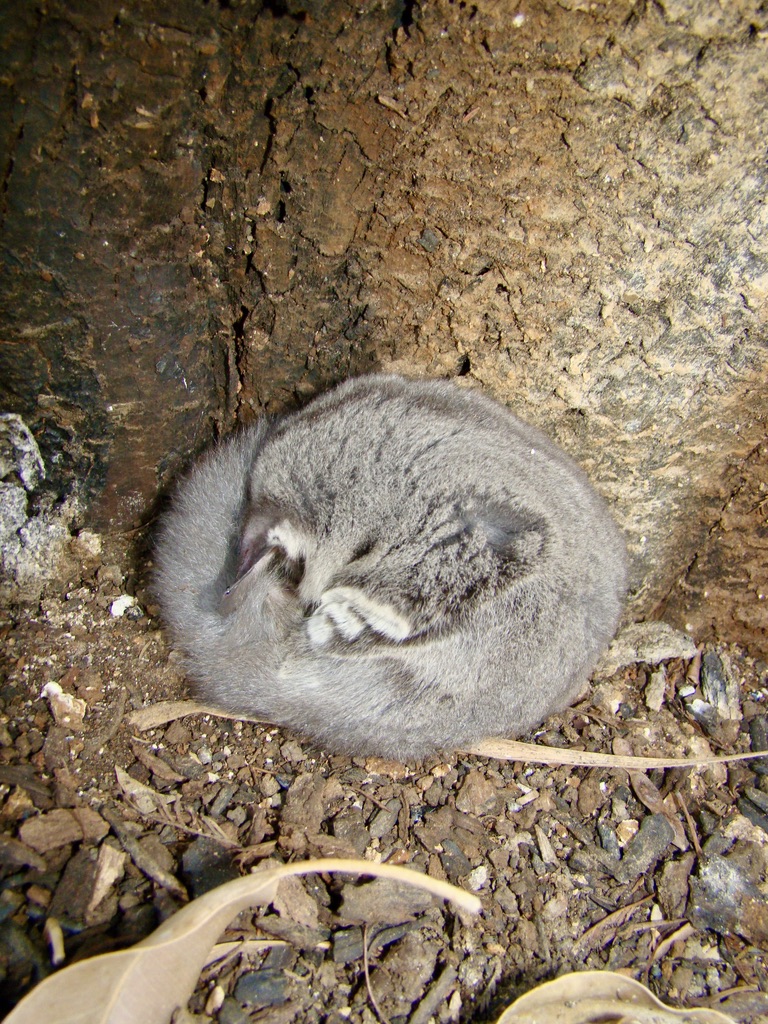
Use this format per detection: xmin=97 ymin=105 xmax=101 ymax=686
xmin=18 ymin=809 xmax=84 ymax=853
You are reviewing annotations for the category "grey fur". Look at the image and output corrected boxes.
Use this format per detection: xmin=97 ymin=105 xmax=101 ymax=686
xmin=155 ymin=375 xmax=626 ymax=759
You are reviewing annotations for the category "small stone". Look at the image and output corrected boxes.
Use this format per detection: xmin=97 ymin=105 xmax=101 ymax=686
xmin=110 ymin=594 xmax=137 ymax=617
xmin=418 ymin=227 xmax=440 ymax=252
xmin=218 ymin=996 xmax=250 ymax=1024
xmin=616 ymin=813 xmax=676 ymax=882
xmin=181 ymin=836 xmax=239 ymax=897
xmin=332 ymin=806 xmax=371 ymax=856
xmin=25 ymin=883 xmax=51 ymax=907
xmin=364 ymin=757 xmax=410 ymax=779
xmin=41 ymin=682 xmax=87 ymax=731
xmin=209 ymin=782 xmax=238 ymax=817
xmin=70 ymin=530 xmax=102 ymax=560
xmin=534 ymin=824 xmax=558 ymax=865
xmin=19 ymin=808 xmax=83 ymax=853
xmin=0 ymin=835 xmax=46 ymax=871
xmin=596 ymin=622 xmax=698 ymax=676
xmin=332 ymin=926 xmax=364 ymax=963
xmin=688 ymin=855 xmax=768 ymax=946
xmin=339 ymin=877 xmax=434 ymax=925
xmin=687 ymin=698 xmax=720 ymax=735
xmin=205 ymin=984 xmax=225 ymax=1015
xmin=273 ymin=876 xmax=319 ymax=931
xmin=439 ymin=839 xmax=473 ymax=882
xmin=744 ymin=786 xmax=768 ymax=815
xmin=280 ymin=740 xmax=304 ymax=762
xmin=73 ymin=670 xmax=105 ymax=706
xmin=48 ymin=848 xmax=100 ymax=928
xmin=369 ymin=803 xmax=399 ymax=839
xmin=701 ymin=650 xmax=741 ymax=721
xmin=455 ymin=770 xmax=499 ymax=816
xmin=597 ymin=822 xmax=621 ymax=859
xmin=645 ymin=666 xmax=667 ymax=712
xmin=466 ymin=865 xmax=489 ymax=891
xmin=234 ymin=969 xmax=289 ymax=1008
xmin=72 ymin=807 xmax=109 ymax=844
xmin=615 ymin=819 xmax=638 ymax=846
xmin=87 ymin=843 xmax=126 ymax=915
xmin=657 ymin=852 xmax=696 ymax=919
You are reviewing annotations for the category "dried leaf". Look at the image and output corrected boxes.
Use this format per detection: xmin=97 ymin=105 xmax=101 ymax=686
xmin=130 ymin=742 xmax=186 ymax=783
xmin=496 ymin=969 xmax=736 ymax=1023
xmin=128 ymin=700 xmax=247 ymax=731
xmin=87 ymin=844 xmax=127 ymax=916
xmin=629 ymin=771 xmax=688 ymax=850
xmin=5 ymin=857 xmax=480 ymax=1024
xmin=128 ymin=703 xmax=765 ymax=770
xmin=465 ymin=737 xmax=764 ymax=769
xmin=115 ymin=767 xmax=173 ymax=816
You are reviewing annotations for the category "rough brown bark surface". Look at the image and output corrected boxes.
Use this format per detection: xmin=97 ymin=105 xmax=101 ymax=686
xmin=1 ymin=0 xmax=766 ymax=652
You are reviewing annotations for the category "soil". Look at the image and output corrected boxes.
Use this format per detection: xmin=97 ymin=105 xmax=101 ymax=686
xmin=2 ymin=533 xmax=768 ymax=1023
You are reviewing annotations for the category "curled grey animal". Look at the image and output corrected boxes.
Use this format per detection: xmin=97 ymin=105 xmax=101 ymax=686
xmin=155 ymin=374 xmax=626 ymax=759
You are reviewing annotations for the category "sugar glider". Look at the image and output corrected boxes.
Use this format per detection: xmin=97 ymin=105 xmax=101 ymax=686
xmin=155 ymin=374 xmax=627 ymax=759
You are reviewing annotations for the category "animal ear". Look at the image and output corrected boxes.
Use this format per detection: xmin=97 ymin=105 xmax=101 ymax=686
xmin=220 ymin=517 xmax=307 ymax=616
xmin=307 ymin=586 xmax=412 ymax=646
xmin=468 ymin=502 xmax=547 ymax=565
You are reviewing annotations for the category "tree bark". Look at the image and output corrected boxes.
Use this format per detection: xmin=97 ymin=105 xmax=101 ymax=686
xmin=1 ymin=0 xmax=766 ymax=653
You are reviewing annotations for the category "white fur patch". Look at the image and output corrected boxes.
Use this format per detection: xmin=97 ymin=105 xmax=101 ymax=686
xmin=307 ymin=586 xmax=412 ymax=647
xmin=267 ymin=521 xmax=310 ymax=562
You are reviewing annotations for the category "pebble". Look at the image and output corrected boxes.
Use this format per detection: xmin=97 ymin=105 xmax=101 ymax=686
xmin=338 ymin=877 xmax=434 ymax=925
xmin=466 ymin=865 xmax=489 ymax=891
xmin=218 ymin=996 xmax=250 ymax=1024
xmin=440 ymin=839 xmax=473 ymax=882
xmin=41 ymin=682 xmax=87 ymax=731
xmin=180 ymin=837 xmax=239 ymax=897
xmin=644 ymin=666 xmax=667 ymax=712
xmin=749 ymin=715 xmax=768 ymax=775
xmin=688 ymin=855 xmax=768 ymax=946
xmin=701 ymin=650 xmax=741 ymax=720
xmin=455 ymin=770 xmax=499 ymax=816
xmin=234 ymin=969 xmax=289 ymax=1009
xmin=616 ymin=813 xmax=675 ymax=883
xmin=597 ymin=622 xmax=698 ymax=675
xmin=332 ymin=922 xmax=412 ymax=964
xmin=369 ymin=802 xmax=400 ymax=839
xmin=109 ymin=594 xmax=136 ymax=618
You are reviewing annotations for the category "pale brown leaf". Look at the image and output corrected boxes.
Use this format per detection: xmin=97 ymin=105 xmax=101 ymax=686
xmin=465 ymin=737 xmax=765 ymax=770
xmin=5 ymin=858 xmax=480 ymax=1024
xmin=128 ymin=703 xmax=766 ymax=770
xmin=496 ymin=969 xmax=736 ymax=1023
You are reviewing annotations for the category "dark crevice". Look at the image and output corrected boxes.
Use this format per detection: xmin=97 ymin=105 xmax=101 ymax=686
xmin=262 ymin=1 xmax=307 ymax=23
xmin=233 ymin=305 xmax=250 ymax=342
xmin=230 ymin=305 xmax=251 ymax=419
xmin=259 ymin=96 xmax=277 ymax=175
xmin=396 ymin=0 xmax=417 ymax=30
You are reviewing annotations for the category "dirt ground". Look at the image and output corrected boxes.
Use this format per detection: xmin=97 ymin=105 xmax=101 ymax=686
xmin=2 ymin=531 xmax=768 ymax=1024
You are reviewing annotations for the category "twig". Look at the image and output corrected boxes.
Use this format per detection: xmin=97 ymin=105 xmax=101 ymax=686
xmin=675 ymin=791 xmax=703 ymax=858
xmin=410 ymin=965 xmax=458 ymax=1024
xmin=101 ymin=802 xmax=188 ymax=901
xmin=132 ymin=807 xmax=243 ymax=848
xmin=574 ymin=895 xmax=653 ymax=951
xmin=83 ymin=688 xmax=128 ymax=755
xmin=363 ymin=922 xmax=392 ymax=1024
